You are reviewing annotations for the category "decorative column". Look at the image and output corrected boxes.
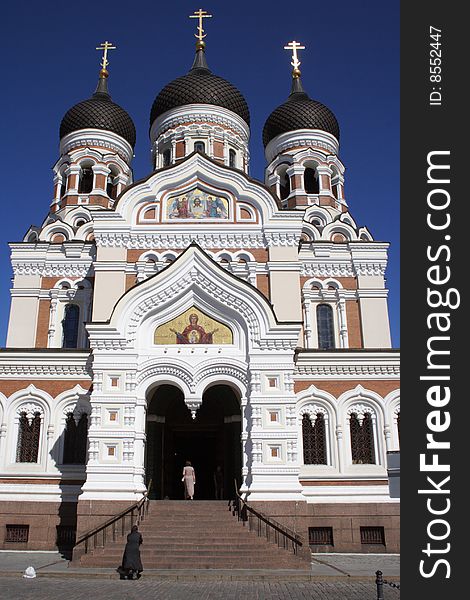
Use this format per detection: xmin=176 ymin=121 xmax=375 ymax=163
xmin=337 ymin=297 xmax=349 ymax=348
xmin=335 ymin=424 xmax=344 ymax=472
xmin=47 ymin=289 xmax=59 ymax=348
xmin=302 ymin=294 xmax=313 ymax=348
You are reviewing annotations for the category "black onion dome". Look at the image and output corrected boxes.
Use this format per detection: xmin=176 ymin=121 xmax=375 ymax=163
xmin=263 ymin=77 xmax=339 ymax=147
xmin=150 ymin=49 xmax=250 ymax=127
xmin=60 ymin=76 xmax=136 ymax=147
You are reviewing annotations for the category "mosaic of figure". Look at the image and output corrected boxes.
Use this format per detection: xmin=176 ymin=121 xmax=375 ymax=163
xmin=166 ymin=189 xmax=229 ymax=220
xmin=170 ymin=313 xmax=218 ymax=344
xmin=154 ymin=308 xmax=233 ymax=345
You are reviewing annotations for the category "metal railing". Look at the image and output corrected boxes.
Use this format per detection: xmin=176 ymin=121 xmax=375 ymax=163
xmin=228 ymin=480 xmax=303 ymax=555
xmin=73 ymin=480 xmax=152 ymax=557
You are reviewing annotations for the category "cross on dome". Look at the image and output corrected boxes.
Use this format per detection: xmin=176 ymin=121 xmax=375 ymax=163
xmin=284 ymin=40 xmax=305 ymax=78
xmin=189 ymin=8 xmax=213 ymax=49
xmin=95 ymin=40 xmax=116 ymax=77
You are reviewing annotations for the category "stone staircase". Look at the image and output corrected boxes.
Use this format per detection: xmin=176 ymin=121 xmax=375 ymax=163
xmin=78 ymin=500 xmax=308 ymax=569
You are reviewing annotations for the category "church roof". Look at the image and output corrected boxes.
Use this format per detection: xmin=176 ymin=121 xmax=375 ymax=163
xmin=150 ymin=48 xmax=250 ymax=128
xmin=60 ymin=75 xmax=136 ymax=147
xmin=263 ymin=77 xmax=339 ymax=147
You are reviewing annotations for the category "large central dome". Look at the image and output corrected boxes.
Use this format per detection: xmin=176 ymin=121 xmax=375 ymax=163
xmin=150 ymin=49 xmax=250 ymax=128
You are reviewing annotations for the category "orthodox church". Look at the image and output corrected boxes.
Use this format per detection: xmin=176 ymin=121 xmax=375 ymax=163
xmin=0 ymin=13 xmax=400 ymax=554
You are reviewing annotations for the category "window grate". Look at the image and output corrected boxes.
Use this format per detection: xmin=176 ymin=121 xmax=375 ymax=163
xmin=56 ymin=525 xmax=76 ymax=547
xmin=5 ymin=524 xmax=29 ymax=543
xmin=309 ymin=526 xmax=334 ymax=546
xmin=16 ymin=413 xmax=41 ymax=463
xmin=350 ymin=413 xmax=375 ymax=464
xmin=360 ymin=526 xmax=385 ymax=545
xmin=302 ymin=413 xmax=327 ymax=465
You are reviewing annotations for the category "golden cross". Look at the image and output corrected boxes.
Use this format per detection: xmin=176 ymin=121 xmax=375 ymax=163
xmin=96 ymin=41 xmax=116 ymax=71
xmin=189 ymin=8 xmax=213 ymax=42
xmin=284 ymin=40 xmax=306 ymax=71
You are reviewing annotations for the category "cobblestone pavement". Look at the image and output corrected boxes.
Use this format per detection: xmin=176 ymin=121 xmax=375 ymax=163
xmin=0 ymin=576 xmax=400 ymax=599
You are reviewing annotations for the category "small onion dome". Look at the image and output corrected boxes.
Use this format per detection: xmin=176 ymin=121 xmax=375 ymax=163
xmin=150 ymin=48 xmax=250 ymax=128
xmin=60 ymin=74 xmax=136 ymax=147
xmin=262 ymin=77 xmax=339 ymax=147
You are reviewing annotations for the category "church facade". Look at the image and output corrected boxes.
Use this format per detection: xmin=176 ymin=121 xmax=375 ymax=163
xmin=0 ymin=29 xmax=400 ymax=553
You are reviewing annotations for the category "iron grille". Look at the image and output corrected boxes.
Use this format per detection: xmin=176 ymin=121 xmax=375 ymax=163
xmin=16 ymin=413 xmax=41 ymax=462
xmin=63 ymin=413 xmax=88 ymax=464
xmin=56 ymin=525 xmax=76 ymax=547
xmin=360 ymin=526 xmax=385 ymax=545
xmin=5 ymin=524 xmax=29 ymax=543
xmin=302 ymin=414 xmax=327 ymax=464
xmin=350 ymin=413 xmax=375 ymax=464
xmin=309 ymin=526 xmax=334 ymax=546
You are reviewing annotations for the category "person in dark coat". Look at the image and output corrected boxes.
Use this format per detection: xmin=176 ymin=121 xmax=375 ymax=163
xmin=120 ymin=525 xmax=143 ymax=580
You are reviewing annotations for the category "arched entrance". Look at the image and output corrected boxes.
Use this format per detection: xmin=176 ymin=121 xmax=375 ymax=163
xmin=145 ymin=384 xmax=242 ymax=500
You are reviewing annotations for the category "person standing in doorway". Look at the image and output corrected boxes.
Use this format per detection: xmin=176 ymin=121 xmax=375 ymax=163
xmin=214 ymin=465 xmax=224 ymax=500
xmin=182 ymin=460 xmax=196 ymax=500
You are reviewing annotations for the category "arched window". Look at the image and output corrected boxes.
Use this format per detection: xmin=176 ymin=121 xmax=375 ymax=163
xmin=397 ymin=411 xmax=400 ymax=443
xmin=280 ymin=172 xmax=290 ymax=201
xmin=302 ymin=413 xmax=327 ymax=464
xmin=304 ymin=167 xmax=319 ymax=194
xmin=106 ymin=173 xmax=117 ymax=199
xmin=60 ymin=173 xmax=68 ymax=198
xmin=62 ymin=304 xmax=80 ymax=348
xmin=317 ymin=304 xmax=335 ymax=349
xmin=78 ymin=167 xmax=94 ymax=194
xmin=350 ymin=413 xmax=375 ymax=464
xmin=63 ymin=413 xmax=88 ymax=464
xmin=163 ymin=149 xmax=171 ymax=167
xmin=194 ymin=141 xmax=205 ymax=154
xmin=16 ymin=412 xmax=41 ymax=462
xmin=229 ymin=149 xmax=236 ymax=168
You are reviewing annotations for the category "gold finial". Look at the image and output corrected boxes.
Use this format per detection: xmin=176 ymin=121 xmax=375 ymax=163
xmin=96 ymin=40 xmax=116 ymax=77
xmin=189 ymin=8 xmax=213 ymax=49
xmin=284 ymin=40 xmax=305 ymax=78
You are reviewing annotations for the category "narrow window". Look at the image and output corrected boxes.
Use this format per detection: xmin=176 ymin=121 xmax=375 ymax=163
xmin=279 ymin=172 xmax=290 ymax=201
xmin=397 ymin=411 xmax=400 ymax=443
xmin=106 ymin=174 xmax=117 ymax=199
xmin=78 ymin=168 xmax=93 ymax=194
xmin=163 ymin=149 xmax=171 ymax=167
xmin=194 ymin=141 xmax=205 ymax=154
xmin=62 ymin=304 xmax=80 ymax=349
xmin=350 ymin=413 xmax=375 ymax=464
xmin=302 ymin=413 xmax=327 ymax=464
xmin=16 ymin=412 xmax=41 ymax=463
xmin=60 ymin=174 xmax=68 ymax=198
xmin=229 ymin=149 xmax=236 ymax=168
xmin=317 ymin=304 xmax=335 ymax=349
xmin=63 ymin=413 xmax=88 ymax=464
xmin=304 ymin=167 xmax=319 ymax=194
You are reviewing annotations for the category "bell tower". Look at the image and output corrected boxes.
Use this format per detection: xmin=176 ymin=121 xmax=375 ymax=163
xmin=52 ymin=42 xmax=136 ymax=215
xmin=263 ymin=42 xmax=346 ymax=212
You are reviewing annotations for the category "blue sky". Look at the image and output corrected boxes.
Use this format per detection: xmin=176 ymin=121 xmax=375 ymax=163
xmin=0 ymin=0 xmax=399 ymax=346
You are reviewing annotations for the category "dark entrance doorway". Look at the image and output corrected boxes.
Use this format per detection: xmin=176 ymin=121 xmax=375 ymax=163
xmin=145 ymin=384 xmax=241 ymax=500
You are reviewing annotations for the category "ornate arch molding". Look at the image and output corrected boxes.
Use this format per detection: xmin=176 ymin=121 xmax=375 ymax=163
xmin=55 ymin=385 xmax=91 ymax=424
xmin=88 ymin=244 xmax=300 ymax=351
xmin=7 ymin=385 xmax=53 ymax=422
xmin=296 ymin=384 xmax=338 ymax=420
xmin=115 ymin=153 xmax=285 ymax=224
xmin=137 ymin=360 xmax=194 ymax=395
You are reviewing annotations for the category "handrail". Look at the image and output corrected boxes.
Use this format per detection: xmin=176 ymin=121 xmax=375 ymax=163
xmin=229 ymin=479 xmax=303 ymax=555
xmin=73 ymin=480 xmax=152 ymax=556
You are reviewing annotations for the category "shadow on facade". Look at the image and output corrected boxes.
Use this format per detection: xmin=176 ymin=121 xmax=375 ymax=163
xmin=49 ymin=398 xmax=88 ymax=559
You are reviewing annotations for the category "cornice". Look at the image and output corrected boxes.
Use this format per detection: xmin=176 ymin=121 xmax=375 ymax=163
xmin=294 ymin=350 xmax=400 ymax=379
xmin=0 ymin=351 xmax=92 ymax=379
xmin=60 ymin=129 xmax=133 ymax=163
xmin=265 ymin=129 xmax=339 ymax=164
xmin=151 ymin=104 xmax=250 ymax=144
